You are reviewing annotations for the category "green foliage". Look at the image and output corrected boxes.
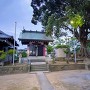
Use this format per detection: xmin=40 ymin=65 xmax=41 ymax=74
xmin=47 ymin=45 xmax=53 ymax=54
xmin=64 ymin=50 xmax=69 ymax=54
xmin=46 ymin=14 xmax=64 ymax=37
xmin=55 ymin=44 xmax=69 ymax=49
xmin=0 ymin=53 xmax=6 ymax=60
xmin=31 ymin=0 xmax=90 ymax=57
xmin=21 ymin=51 xmax=27 ymax=57
xmin=7 ymin=49 xmax=15 ymax=55
xmin=0 ymin=51 xmax=6 ymax=60
xmin=0 ymin=50 xmax=4 ymax=54
xmin=87 ymin=42 xmax=90 ymax=48
xmin=46 ymin=15 xmax=55 ymax=36
xmin=70 ymin=14 xmax=84 ymax=28
xmin=31 ymin=0 xmax=90 ymax=28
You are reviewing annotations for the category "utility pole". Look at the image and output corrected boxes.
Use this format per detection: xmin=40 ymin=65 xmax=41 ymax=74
xmin=13 ymin=22 xmax=17 ymax=65
xmin=74 ymin=39 xmax=76 ymax=63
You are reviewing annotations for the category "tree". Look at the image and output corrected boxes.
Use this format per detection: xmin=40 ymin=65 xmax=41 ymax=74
xmin=31 ymin=0 xmax=90 ymax=57
xmin=47 ymin=45 xmax=53 ymax=54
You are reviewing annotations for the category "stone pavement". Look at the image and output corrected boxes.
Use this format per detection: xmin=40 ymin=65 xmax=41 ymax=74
xmin=37 ymin=72 xmax=55 ymax=90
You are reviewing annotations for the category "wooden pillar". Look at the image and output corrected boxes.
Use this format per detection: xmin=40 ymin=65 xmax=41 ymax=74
xmin=45 ymin=45 xmax=47 ymax=56
xmin=36 ymin=45 xmax=38 ymax=56
xmin=43 ymin=45 xmax=45 ymax=56
xmin=27 ymin=45 xmax=30 ymax=57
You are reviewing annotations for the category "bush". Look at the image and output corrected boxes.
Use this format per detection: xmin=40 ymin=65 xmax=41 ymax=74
xmin=47 ymin=45 xmax=53 ymax=54
xmin=0 ymin=53 xmax=6 ymax=60
xmin=64 ymin=50 xmax=69 ymax=54
xmin=0 ymin=51 xmax=6 ymax=61
xmin=21 ymin=51 xmax=27 ymax=57
xmin=55 ymin=44 xmax=69 ymax=49
xmin=7 ymin=49 xmax=15 ymax=55
xmin=0 ymin=50 xmax=4 ymax=54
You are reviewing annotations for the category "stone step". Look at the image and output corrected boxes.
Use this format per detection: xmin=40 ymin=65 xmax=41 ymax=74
xmin=31 ymin=64 xmax=48 ymax=71
xmin=31 ymin=65 xmax=47 ymax=69
xmin=31 ymin=64 xmax=47 ymax=67
xmin=31 ymin=68 xmax=48 ymax=71
xmin=31 ymin=67 xmax=47 ymax=69
xmin=30 ymin=59 xmax=45 ymax=62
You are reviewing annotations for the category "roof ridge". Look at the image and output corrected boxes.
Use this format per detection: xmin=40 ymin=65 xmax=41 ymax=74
xmin=0 ymin=30 xmax=12 ymax=38
xmin=22 ymin=29 xmax=45 ymax=33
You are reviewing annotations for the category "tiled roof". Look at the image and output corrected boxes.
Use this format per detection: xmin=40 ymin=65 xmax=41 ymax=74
xmin=19 ymin=30 xmax=53 ymax=42
xmin=0 ymin=30 xmax=12 ymax=38
xmin=0 ymin=30 xmax=19 ymax=46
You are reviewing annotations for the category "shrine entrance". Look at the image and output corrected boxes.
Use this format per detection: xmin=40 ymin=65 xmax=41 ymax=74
xmin=28 ymin=44 xmax=44 ymax=56
xmin=18 ymin=30 xmax=53 ymax=56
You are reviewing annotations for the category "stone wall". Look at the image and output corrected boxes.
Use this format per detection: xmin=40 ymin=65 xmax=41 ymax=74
xmin=0 ymin=64 xmax=30 ymax=75
xmin=49 ymin=64 xmax=85 ymax=72
xmin=0 ymin=64 xmax=89 ymax=75
xmin=55 ymin=48 xmax=66 ymax=58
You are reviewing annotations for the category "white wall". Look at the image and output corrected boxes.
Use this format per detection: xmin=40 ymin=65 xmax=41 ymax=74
xmin=55 ymin=48 xmax=66 ymax=57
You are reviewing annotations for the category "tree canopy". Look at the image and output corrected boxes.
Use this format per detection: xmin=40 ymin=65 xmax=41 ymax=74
xmin=31 ymin=0 xmax=90 ymax=56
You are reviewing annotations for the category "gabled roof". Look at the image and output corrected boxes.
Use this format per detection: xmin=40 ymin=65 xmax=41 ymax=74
xmin=18 ymin=30 xmax=53 ymax=42
xmin=0 ymin=30 xmax=19 ymax=46
xmin=0 ymin=30 xmax=12 ymax=39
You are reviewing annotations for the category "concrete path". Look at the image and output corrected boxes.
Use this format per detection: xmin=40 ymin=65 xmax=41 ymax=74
xmin=37 ymin=72 xmax=55 ymax=90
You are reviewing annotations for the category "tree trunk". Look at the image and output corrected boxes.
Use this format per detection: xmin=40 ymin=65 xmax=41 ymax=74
xmin=76 ymin=25 xmax=88 ymax=58
xmin=80 ymin=41 xmax=87 ymax=57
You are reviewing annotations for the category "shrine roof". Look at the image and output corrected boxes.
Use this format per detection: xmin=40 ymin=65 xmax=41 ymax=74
xmin=18 ymin=30 xmax=53 ymax=42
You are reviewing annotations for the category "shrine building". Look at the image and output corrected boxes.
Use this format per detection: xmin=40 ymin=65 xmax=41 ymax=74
xmin=18 ymin=30 xmax=53 ymax=56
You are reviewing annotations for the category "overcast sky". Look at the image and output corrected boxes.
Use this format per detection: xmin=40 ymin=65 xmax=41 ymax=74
xmin=0 ymin=0 xmax=42 ymax=49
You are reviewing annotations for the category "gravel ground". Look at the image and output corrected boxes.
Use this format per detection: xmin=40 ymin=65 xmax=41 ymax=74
xmin=0 ymin=70 xmax=90 ymax=90
xmin=46 ymin=70 xmax=90 ymax=90
xmin=0 ymin=73 xmax=40 ymax=90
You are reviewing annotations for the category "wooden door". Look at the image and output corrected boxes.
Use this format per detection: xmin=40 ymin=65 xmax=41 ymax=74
xmin=38 ymin=45 xmax=43 ymax=56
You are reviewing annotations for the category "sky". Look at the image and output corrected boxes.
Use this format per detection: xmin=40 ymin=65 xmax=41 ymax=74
xmin=0 ymin=0 xmax=42 ymax=49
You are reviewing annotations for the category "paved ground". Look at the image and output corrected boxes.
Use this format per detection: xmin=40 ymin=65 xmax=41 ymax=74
xmin=0 ymin=70 xmax=90 ymax=90
xmin=46 ymin=70 xmax=90 ymax=90
xmin=0 ymin=73 xmax=40 ymax=90
xmin=37 ymin=72 xmax=55 ymax=90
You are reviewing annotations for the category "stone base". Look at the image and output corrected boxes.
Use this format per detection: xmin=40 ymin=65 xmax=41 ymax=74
xmin=49 ymin=64 xmax=85 ymax=72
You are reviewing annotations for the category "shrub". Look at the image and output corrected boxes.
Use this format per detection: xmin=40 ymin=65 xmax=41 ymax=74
xmin=7 ymin=49 xmax=15 ymax=55
xmin=64 ymin=50 xmax=69 ymax=54
xmin=55 ymin=44 xmax=69 ymax=49
xmin=47 ymin=45 xmax=53 ymax=54
xmin=21 ymin=51 xmax=27 ymax=57
xmin=0 ymin=50 xmax=4 ymax=54
xmin=0 ymin=51 xmax=6 ymax=60
xmin=0 ymin=53 xmax=6 ymax=60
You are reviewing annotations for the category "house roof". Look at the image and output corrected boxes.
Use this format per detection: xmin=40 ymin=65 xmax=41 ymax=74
xmin=18 ymin=30 xmax=53 ymax=42
xmin=0 ymin=30 xmax=19 ymax=46
xmin=0 ymin=30 xmax=12 ymax=39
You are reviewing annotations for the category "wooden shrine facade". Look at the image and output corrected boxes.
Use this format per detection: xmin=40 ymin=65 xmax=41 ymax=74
xmin=18 ymin=30 xmax=53 ymax=56
xmin=0 ymin=30 xmax=18 ymax=51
